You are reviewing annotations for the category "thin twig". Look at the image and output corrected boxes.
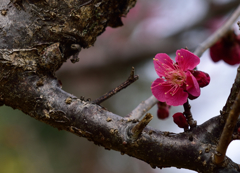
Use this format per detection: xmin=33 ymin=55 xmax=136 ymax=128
xmin=131 ymin=113 xmax=153 ymax=140
xmin=127 ymin=95 xmax=158 ymax=119
xmin=194 ymin=4 xmax=240 ymax=57
xmin=183 ymin=100 xmax=197 ymax=130
xmin=214 ymin=91 xmax=240 ymax=165
xmin=92 ymin=67 xmax=138 ymax=105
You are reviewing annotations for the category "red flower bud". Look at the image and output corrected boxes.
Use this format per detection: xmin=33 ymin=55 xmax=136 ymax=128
xmin=157 ymin=102 xmax=171 ymax=119
xmin=191 ymin=70 xmax=210 ymax=88
xmin=173 ymin=112 xmax=188 ymax=128
xmin=210 ymin=30 xmax=240 ymax=65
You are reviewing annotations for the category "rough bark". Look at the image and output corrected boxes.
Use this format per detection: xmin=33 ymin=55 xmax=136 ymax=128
xmin=0 ymin=0 xmax=240 ymax=173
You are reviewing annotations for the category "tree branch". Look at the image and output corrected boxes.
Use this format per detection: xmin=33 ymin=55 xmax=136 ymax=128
xmin=222 ymin=66 xmax=240 ymax=121
xmin=127 ymin=95 xmax=158 ymax=119
xmin=214 ymin=87 xmax=240 ymax=165
xmin=1 ymin=65 xmax=239 ymax=172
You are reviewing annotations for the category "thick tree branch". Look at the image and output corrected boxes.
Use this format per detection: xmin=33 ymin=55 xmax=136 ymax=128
xmin=0 ymin=65 xmax=239 ymax=172
xmin=0 ymin=0 xmax=136 ymax=58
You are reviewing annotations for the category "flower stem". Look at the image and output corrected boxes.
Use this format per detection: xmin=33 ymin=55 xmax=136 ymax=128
xmin=183 ymin=100 xmax=197 ymax=130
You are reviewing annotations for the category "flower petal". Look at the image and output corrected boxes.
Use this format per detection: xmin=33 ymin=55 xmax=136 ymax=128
xmin=153 ymin=53 xmax=175 ymax=77
xmin=151 ymin=78 xmax=169 ymax=102
xmin=165 ymin=87 xmax=188 ymax=106
xmin=186 ymin=71 xmax=200 ymax=97
xmin=175 ymin=49 xmax=200 ymax=71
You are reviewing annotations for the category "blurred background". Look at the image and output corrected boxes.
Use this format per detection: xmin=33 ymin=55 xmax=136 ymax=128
xmin=1 ymin=0 xmax=240 ymax=172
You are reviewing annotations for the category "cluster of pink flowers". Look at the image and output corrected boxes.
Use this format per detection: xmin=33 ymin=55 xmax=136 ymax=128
xmin=152 ymin=49 xmax=210 ymax=128
xmin=151 ymin=49 xmax=209 ymax=106
xmin=210 ymin=30 xmax=240 ymax=65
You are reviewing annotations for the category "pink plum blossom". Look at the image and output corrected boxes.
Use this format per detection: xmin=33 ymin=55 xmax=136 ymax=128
xmin=151 ymin=49 xmax=201 ymax=106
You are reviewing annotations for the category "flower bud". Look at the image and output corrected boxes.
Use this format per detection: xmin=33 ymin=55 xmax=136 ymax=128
xmin=173 ymin=112 xmax=188 ymax=128
xmin=191 ymin=70 xmax=210 ymax=88
xmin=157 ymin=102 xmax=171 ymax=119
xmin=210 ymin=30 xmax=240 ymax=65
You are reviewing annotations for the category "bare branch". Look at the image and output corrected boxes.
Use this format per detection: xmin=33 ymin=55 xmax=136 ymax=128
xmin=127 ymin=95 xmax=158 ymax=119
xmin=92 ymin=67 xmax=139 ymax=104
